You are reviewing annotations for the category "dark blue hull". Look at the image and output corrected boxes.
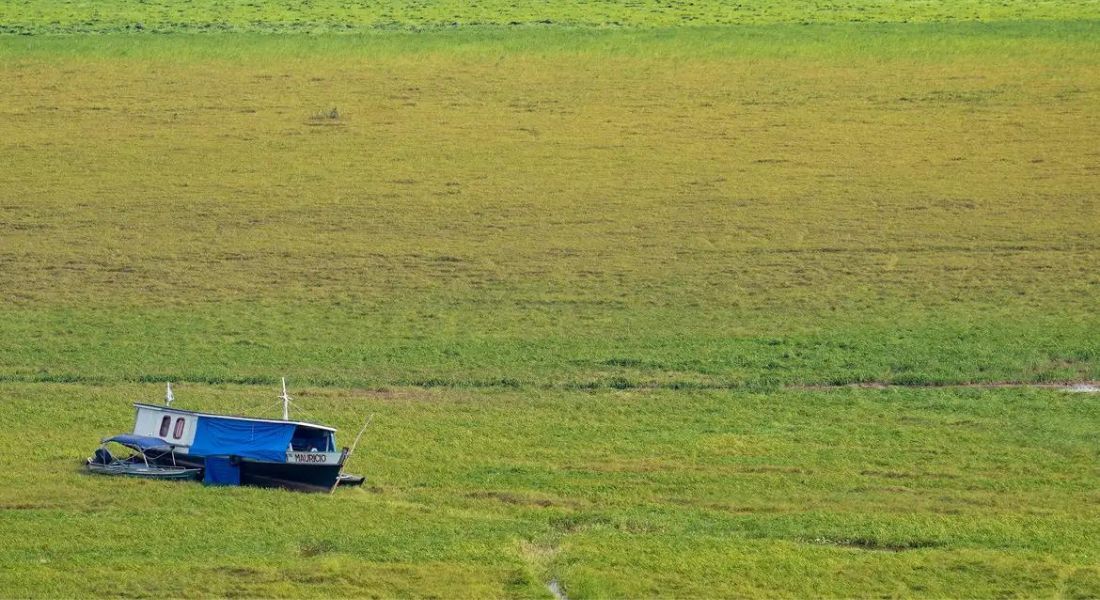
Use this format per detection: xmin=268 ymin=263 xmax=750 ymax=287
xmin=165 ymin=454 xmax=343 ymax=493
xmin=240 ymin=459 xmax=342 ymax=493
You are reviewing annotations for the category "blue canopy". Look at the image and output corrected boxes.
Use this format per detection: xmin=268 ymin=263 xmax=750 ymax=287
xmin=189 ymin=416 xmax=296 ymax=462
xmin=103 ymin=434 xmax=174 ymax=452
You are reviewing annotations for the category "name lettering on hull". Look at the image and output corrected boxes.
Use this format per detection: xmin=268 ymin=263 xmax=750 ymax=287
xmin=286 ymin=451 xmax=343 ymax=465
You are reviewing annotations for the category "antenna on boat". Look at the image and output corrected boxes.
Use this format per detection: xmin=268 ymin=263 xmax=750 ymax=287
xmin=165 ymin=382 xmax=174 ymax=407
xmin=280 ymin=377 xmax=291 ymax=420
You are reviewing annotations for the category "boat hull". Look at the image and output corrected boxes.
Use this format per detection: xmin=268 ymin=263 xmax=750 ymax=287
xmin=163 ymin=454 xmax=343 ymax=493
xmin=240 ymin=460 xmax=343 ymax=493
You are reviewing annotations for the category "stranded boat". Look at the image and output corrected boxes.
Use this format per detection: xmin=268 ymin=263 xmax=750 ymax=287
xmin=86 ymin=380 xmax=367 ymax=493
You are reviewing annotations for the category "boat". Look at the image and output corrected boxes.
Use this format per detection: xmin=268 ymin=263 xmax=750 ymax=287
xmin=86 ymin=434 xmax=202 ymax=480
xmin=89 ymin=380 xmax=368 ymax=493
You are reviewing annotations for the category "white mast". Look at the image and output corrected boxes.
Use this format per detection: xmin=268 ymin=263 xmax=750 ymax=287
xmin=280 ymin=377 xmax=291 ymax=420
xmin=165 ymin=382 xmax=174 ymax=407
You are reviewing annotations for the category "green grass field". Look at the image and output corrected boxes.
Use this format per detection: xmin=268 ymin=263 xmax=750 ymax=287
xmin=3 ymin=0 xmax=1099 ymax=33
xmin=2 ymin=383 xmax=1098 ymax=597
xmin=1 ymin=2 xmax=1098 ymax=598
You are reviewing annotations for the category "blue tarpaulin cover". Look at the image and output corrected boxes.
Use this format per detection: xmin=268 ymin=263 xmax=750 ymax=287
xmin=189 ymin=416 xmax=295 ymax=462
xmin=203 ymin=456 xmax=240 ymax=486
xmin=104 ymin=434 xmax=173 ymax=452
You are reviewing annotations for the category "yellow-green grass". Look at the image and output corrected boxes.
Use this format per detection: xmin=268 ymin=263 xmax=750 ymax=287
xmin=1 ymin=25 xmax=1099 ymax=597
xmin=2 ymin=0 xmax=1099 ymax=34
xmin=1 ymin=26 xmax=1097 ymax=389
xmin=1 ymin=382 xmax=1097 ymax=597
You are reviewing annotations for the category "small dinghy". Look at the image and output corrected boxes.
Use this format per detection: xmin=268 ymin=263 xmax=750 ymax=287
xmin=86 ymin=434 xmax=201 ymax=481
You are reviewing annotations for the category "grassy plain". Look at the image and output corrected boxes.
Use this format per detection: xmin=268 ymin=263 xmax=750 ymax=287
xmin=2 ymin=0 xmax=1099 ymax=34
xmin=0 ymin=14 xmax=1098 ymax=600
xmin=1 ymin=383 xmax=1098 ymax=597
xmin=1 ymin=25 xmax=1097 ymax=390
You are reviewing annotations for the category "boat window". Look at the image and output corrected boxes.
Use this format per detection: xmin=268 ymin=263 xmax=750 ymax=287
xmin=173 ymin=417 xmax=185 ymax=439
xmin=290 ymin=426 xmax=333 ymax=452
xmin=159 ymin=416 xmax=171 ymax=437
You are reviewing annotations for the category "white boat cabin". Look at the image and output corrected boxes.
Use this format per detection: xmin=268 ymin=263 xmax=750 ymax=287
xmin=132 ymin=403 xmax=345 ymax=464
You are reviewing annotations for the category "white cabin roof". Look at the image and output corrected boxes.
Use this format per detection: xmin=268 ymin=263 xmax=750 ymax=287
xmin=133 ymin=403 xmax=337 ymax=432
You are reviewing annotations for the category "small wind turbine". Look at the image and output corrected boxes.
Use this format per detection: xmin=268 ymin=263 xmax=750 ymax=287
xmin=165 ymin=382 xmax=174 ymax=407
xmin=280 ymin=377 xmax=291 ymax=420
